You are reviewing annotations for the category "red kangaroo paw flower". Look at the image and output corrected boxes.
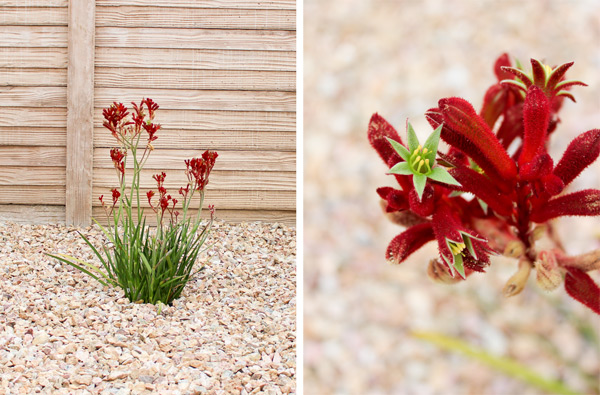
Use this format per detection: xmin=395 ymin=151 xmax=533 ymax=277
xmin=386 ymin=222 xmax=435 ymax=264
xmin=553 ymin=129 xmax=600 ymax=187
xmin=496 ymin=103 xmax=524 ymax=149
xmin=531 ymin=189 xmax=600 ymax=222
xmin=493 ymin=53 xmax=513 ymax=81
xmin=368 ymin=113 xmax=404 ymax=166
xmin=376 ymin=187 xmax=409 ymax=212
xmin=480 ymin=84 xmax=508 ymax=128
xmin=448 ymin=166 xmax=513 ymax=216
xmin=564 ymin=266 xmax=600 ymax=315
xmin=519 ymin=86 xmax=551 ymax=166
xmin=408 ymin=185 xmax=435 ymax=217
xmin=519 ymin=153 xmax=553 ymax=181
xmin=431 ymin=97 xmax=517 ymax=183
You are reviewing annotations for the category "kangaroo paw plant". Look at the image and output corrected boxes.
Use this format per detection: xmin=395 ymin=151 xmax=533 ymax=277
xmin=369 ymin=54 xmax=600 ymax=314
xmin=49 ymin=99 xmax=218 ymax=305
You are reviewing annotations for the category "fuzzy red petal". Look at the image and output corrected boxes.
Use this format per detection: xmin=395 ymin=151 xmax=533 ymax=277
xmin=494 ymin=53 xmax=513 ymax=81
xmin=430 ymin=98 xmax=517 ymax=182
xmin=553 ymin=129 xmax=600 ymax=187
xmin=448 ymin=166 xmax=514 ymax=216
xmin=386 ymin=222 xmax=435 ymax=264
xmin=519 ymin=153 xmax=553 ymax=181
xmin=519 ymin=86 xmax=551 ymax=166
xmin=368 ymin=113 xmax=403 ymax=165
xmin=531 ymin=189 xmax=600 ymax=222
xmin=480 ymin=84 xmax=508 ymax=128
xmin=546 ymin=61 xmax=574 ymax=89
xmin=408 ymin=185 xmax=435 ymax=217
xmin=377 ymin=186 xmax=409 ymax=212
xmin=496 ymin=103 xmax=524 ymax=149
xmin=564 ymin=266 xmax=600 ymax=315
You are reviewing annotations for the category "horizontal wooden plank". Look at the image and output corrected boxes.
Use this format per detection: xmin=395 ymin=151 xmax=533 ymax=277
xmin=0 ymin=7 xmax=67 ymax=25
xmin=95 ymin=27 xmax=294 ymax=51
xmin=0 ymin=68 xmax=67 ymax=86
xmin=0 ymin=204 xmax=65 ymax=224
xmin=0 ymin=86 xmax=66 ymax=107
xmin=0 ymin=48 xmax=67 ymax=68
xmin=94 ymin=108 xmax=295 ymax=131
xmin=97 ymin=7 xmax=294 ymax=30
xmin=95 ymin=88 xmax=294 ymax=112
xmin=0 ymin=26 xmax=67 ymax=47
xmin=0 ymin=166 xmax=65 ymax=186
xmin=0 ymin=146 xmax=65 ymax=166
xmin=0 ymin=1 xmax=66 ymax=6
xmin=94 ymin=129 xmax=294 ymax=151
xmin=0 ymin=127 xmax=65 ymax=146
xmin=93 ymin=169 xmax=295 ymax=191
xmin=95 ymin=68 xmax=294 ymax=91
xmin=0 ymin=185 xmax=65 ymax=205
xmin=95 ymin=1 xmax=295 ymax=10
xmin=93 ymin=148 xmax=295 ymax=171
xmin=92 ymin=207 xmax=295 ymax=226
xmin=92 ymin=189 xmax=295 ymax=210
xmin=95 ymin=47 xmax=295 ymax=71
xmin=0 ymin=107 xmax=66 ymax=127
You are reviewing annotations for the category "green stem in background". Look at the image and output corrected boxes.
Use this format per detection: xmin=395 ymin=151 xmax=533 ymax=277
xmin=412 ymin=331 xmax=579 ymax=395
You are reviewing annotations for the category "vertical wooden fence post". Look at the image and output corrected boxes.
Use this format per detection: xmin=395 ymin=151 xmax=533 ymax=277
xmin=66 ymin=0 xmax=95 ymax=226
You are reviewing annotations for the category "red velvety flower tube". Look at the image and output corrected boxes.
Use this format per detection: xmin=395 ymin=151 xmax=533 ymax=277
xmin=519 ymin=86 xmax=551 ymax=166
xmin=553 ymin=129 xmax=600 ymax=187
xmin=564 ymin=266 xmax=600 ymax=315
xmin=531 ymin=189 xmax=600 ymax=222
xmin=386 ymin=222 xmax=435 ymax=264
xmin=427 ymin=97 xmax=517 ymax=183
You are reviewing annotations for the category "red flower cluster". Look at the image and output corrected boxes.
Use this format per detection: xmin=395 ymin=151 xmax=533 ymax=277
xmin=102 ymin=102 xmax=131 ymax=140
xmin=185 ymin=150 xmax=218 ymax=191
xmin=147 ymin=171 xmax=178 ymax=219
xmin=369 ymin=54 xmax=600 ymax=314
xmin=109 ymin=148 xmax=126 ymax=175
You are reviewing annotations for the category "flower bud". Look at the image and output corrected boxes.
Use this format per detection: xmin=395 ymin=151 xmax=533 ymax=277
xmin=503 ymin=259 xmax=532 ymax=297
xmin=427 ymin=258 xmax=462 ymax=284
xmin=503 ymin=240 xmax=525 ymax=258
xmin=534 ymin=250 xmax=563 ymax=291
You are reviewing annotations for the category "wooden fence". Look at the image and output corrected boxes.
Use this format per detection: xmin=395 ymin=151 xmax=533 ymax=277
xmin=0 ymin=0 xmax=296 ymax=226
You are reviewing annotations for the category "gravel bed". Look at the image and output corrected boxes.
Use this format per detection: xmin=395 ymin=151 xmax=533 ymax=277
xmin=0 ymin=221 xmax=296 ymax=394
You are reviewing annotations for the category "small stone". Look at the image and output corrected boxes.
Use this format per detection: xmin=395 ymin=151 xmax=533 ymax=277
xmin=73 ymin=374 xmax=92 ymax=386
xmin=32 ymin=333 xmax=49 ymax=345
xmin=107 ymin=371 xmax=129 ymax=381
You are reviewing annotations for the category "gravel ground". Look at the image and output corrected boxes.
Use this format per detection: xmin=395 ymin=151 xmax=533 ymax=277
xmin=0 ymin=221 xmax=296 ymax=394
xmin=304 ymin=0 xmax=600 ymax=394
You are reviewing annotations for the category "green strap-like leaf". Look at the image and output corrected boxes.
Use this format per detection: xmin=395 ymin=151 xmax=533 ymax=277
xmin=412 ymin=332 xmax=578 ymax=395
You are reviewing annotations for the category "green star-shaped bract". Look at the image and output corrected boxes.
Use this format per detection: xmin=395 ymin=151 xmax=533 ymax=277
xmin=386 ymin=123 xmax=460 ymax=200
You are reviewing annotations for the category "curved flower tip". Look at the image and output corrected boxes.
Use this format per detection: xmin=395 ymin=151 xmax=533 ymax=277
xmin=564 ymin=266 xmax=600 ymax=315
xmin=386 ymin=222 xmax=434 ymax=264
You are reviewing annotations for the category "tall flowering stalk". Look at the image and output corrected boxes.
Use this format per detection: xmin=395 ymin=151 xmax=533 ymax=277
xmin=49 ymin=99 xmax=218 ymax=305
xmin=369 ymin=54 xmax=600 ymax=314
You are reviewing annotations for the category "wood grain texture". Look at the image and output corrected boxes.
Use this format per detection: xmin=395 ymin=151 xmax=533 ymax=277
xmin=0 ymin=107 xmax=66 ymax=127
xmin=0 ymin=0 xmax=66 ymax=6
xmin=0 ymin=87 xmax=66 ymax=107
xmin=94 ymin=129 xmax=295 ymax=151
xmin=95 ymin=68 xmax=294 ymax=91
xmin=0 ymin=185 xmax=65 ymax=205
xmin=95 ymin=27 xmax=294 ymax=51
xmin=92 ymin=189 xmax=295 ymax=210
xmin=95 ymin=88 xmax=294 ymax=112
xmin=0 ymin=146 xmax=66 ymax=166
xmin=95 ymin=1 xmax=295 ymax=10
xmin=97 ymin=6 xmax=294 ymax=30
xmin=0 ymin=26 xmax=67 ymax=47
xmin=91 ymin=207 xmax=295 ymax=226
xmin=0 ymin=205 xmax=65 ymax=224
xmin=0 ymin=7 xmax=68 ymax=25
xmin=0 ymin=48 xmax=67 ymax=68
xmin=93 ymin=169 xmax=295 ymax=191
xmin=65 ymin=0 xmax=95 ymax=226
xmin=0 ymin=166 xmax=65 ymax=186
xmin=0 ymin=127 xmax=66 ymax=146
xmin=92 ymin=109 xmax=295 ymax=131
xmin=95 ymin=48 xmax=295 ymax=71
xmin=0 ymin=69 xmax=67 ymax=86
xmin=93 ymin=149 xmax=295 ymax=171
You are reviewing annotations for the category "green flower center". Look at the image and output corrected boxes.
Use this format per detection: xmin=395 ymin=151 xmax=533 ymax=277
xmin=409 ymin=145 xmax=433 ymax=175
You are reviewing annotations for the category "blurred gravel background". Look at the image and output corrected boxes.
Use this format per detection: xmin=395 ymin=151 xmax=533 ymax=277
xmin=304 ymin=0 xmax=600 ymax=394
